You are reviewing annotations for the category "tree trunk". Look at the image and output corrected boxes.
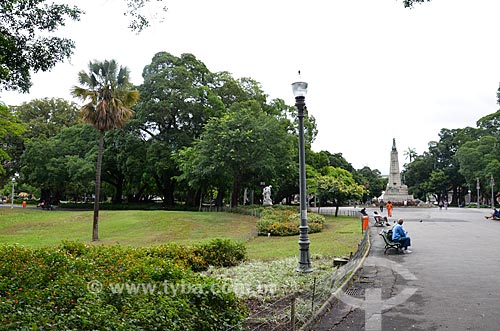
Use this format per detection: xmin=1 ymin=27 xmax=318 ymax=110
xmin=231 ymin=177 xmax=241 ymax=208
xmin=110 ymin=174 xmax=124 ymax=204
xmin=40 ymin=188 xmax=50 ymax=203
xmin=93 ymin=131 xmax=104 ymax=241
xmin=185 ymin=188 xmax=199 ymax=207
xmin=215 ymin=186 xmax=225 ymax=207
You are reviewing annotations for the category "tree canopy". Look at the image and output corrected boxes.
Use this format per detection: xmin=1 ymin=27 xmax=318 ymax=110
xmin=402 ymin=0 xmax=431 ymax=8
xmin=0 ymin=1 xmax=82 ymax=93
xmin=0 ymin=102 xmax=25 ymax=176
xmin=11 ymin=98 xmax=81 ymax=140
xmin=0 ymin=0 xmax=167 ymax=93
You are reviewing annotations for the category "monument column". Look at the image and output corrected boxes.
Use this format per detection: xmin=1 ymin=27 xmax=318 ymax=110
xmin=383 ymin=138 xmax=413 ymax=202
xmin=388 ymin=138 xmax=402 ymax=189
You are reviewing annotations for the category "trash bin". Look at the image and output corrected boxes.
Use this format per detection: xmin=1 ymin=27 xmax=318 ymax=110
xmin=362 ymin=215 xmax=369 ymax=231
xmin=22 ymin=200 xmax=27 ymax=208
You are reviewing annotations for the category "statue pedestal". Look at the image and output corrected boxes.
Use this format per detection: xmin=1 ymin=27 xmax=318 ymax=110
xmin=383 ymin=185 xmax=413 ymax=203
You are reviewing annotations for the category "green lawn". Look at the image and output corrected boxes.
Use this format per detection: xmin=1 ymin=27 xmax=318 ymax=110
xmin=0 ymin=209 xmax=258 ymax=247
xmin=245 ymin=215 xmax=362 ymax=260
xmin=0 ymin=208 xmax=362 ymax=260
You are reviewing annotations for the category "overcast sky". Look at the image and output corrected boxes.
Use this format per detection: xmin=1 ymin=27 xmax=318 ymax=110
xmin=2 ymin=0 xmax=500 ymax=174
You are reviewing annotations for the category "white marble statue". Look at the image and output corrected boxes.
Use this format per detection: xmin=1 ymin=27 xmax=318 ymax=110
xmin=262 ymin=185 xmax=273 ymax=206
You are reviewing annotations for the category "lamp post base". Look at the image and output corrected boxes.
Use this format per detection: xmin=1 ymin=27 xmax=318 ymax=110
xmin=297 ymin=236 xmax=313 ymax=273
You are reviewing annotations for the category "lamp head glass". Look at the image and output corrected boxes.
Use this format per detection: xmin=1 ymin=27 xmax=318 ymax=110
xmin=292 ymin=81 xmax=308 ymax=97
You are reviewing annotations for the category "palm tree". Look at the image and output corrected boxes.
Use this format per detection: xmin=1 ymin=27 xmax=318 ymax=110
xmin=404 ymin=147 xmax=417 ymax=163
xmin=71 ymin=60 xmax=139 ymax=241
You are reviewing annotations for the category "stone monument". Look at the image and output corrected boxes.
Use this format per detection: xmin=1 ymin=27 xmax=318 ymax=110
xmin=262 ymin=185 xmax=273 ymax=206
xmin=382 ymin=138 xmax=414 ymax=203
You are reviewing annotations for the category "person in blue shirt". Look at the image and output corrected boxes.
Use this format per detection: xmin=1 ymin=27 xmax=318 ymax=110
xmin=392 ymin=219 xmax=412 ymax=253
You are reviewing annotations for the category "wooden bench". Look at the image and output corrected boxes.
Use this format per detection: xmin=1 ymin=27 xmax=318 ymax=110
xmin=379 ymin=230 xmax=401 ymax=254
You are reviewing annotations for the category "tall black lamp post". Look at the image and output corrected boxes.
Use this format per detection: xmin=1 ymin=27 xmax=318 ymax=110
xmin=11 ymin=177 xmax=15 ymax=209
xmin=292 ymin=80 xmax=312 ymax=273
xmin=477 ymin=178 xmax=480 ymax=207
xmin=491 ymin=175 xmax=495 ymax=208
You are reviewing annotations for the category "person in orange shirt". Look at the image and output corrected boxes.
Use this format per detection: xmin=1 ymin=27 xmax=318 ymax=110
xmin=386 ymin=201 xmax=393 ymax=217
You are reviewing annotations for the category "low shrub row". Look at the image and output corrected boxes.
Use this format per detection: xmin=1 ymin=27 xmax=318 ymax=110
xmin=0 ymin=239 xmax=247 ymax=330
xmin=58 ymin=202 xmax=200 ymax=211
xmin=143 ymin=239 xmax=246 ymax=272
xmin=256 ymin=208 xmax=325 ymax=236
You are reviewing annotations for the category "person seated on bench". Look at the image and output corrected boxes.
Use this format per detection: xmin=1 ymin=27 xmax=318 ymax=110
xmin=392 ymin=219 xmax=412 ymax=253
xmin=485 ymin=208 xmax=500 ymax=220
xmin=373 ymin=211 xmax=384 ymax=225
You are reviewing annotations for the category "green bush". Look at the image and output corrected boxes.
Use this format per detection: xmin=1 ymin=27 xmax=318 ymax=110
xmin=287 ymin=212 xmax=325 ymax=225
xmin=0 ymin=242 xmax=247 ymax=330
xmin=256 ymin=208 xmax=325 ymax=236
xmin=144 ymin=239 xmax=246 ymax=272
xmin=197 ymin=239 xmax=246 ymax=268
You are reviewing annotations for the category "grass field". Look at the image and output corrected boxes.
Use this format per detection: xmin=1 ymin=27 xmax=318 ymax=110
xmin=0 ymin=208 xmax=362 ymax=260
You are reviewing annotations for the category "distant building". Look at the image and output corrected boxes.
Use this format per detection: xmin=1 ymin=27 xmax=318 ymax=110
xmin=381 ymin=138 xmax=414 ymax=203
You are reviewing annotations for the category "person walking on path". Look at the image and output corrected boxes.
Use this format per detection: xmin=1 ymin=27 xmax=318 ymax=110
xmin=386 ymin=201 xmax=393 ymax=217
xmin=379 ymin=201 xmax=384 ymax=213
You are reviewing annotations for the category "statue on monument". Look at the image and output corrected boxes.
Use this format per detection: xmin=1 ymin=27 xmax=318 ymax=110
xmin=262 ymin=185 xmax=273 ymax=206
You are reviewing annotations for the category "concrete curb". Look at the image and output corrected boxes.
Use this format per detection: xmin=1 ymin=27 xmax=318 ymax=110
xmin=299 ymin=229 xmax=371 ymax=331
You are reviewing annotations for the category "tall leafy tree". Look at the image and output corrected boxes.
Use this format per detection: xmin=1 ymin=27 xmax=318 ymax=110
xmin=71 ymin=60 xmax=139 ymax=241
xmin=316 ymin=167 xmax=365 ymax=215
xmin=180 ymin=100 xmax=295 ymax=207
xmin=476 ymin=110 xmax=500 ymax=135
xmin=12 ymin=98 xmax=81 ymax=140
xmin=0 ymin=102 xmax=25 ymax=179
xmin=0 ymin=1 xmax=82 ymax=92
xmin=456 ymin=135 xmax=500 ymax=202
xmin=21 ymin=124 xmax=97 ymax=202
xmin=101 ymin=128 xmax=149 ymax=203
xmin=135 ymin=52 xmax=224 ymax=205
xmin=497 ymin=84 xmax=500 ymax=105
xmin=0 ymin=0 xmax=168 ymax=93
xmin=356 ymin=166 xmax=386 ymax=203
xmin=403 ymin=153 xmax=434 ymax=201
xmin=424 ymin=170 xmax=450 ymax=203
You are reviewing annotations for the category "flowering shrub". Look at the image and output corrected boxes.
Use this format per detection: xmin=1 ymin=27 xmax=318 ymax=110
xmin=287 ymin=212 xmax=325 ymax=225
xmin=0 ymin=240 xmax=247 ymax=330
xmin=256 ymin=208 xmax=325 ymax=236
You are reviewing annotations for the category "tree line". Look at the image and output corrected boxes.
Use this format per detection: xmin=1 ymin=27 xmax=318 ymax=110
xmin=1 ymin=52 xmax=385 ymax=213
xmin=403 ymin=101 xmax=500 ymax=206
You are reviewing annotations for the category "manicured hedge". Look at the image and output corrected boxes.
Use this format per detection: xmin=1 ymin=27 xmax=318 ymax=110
xmin=0 ymin=240 xmax=247 ymax=330
xmin=256 ymin=208 xmax=325 ymax=236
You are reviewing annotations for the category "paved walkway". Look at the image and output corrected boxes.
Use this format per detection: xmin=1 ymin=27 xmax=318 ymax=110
xmin=310 ymin=207 xmax=500 ymax=331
